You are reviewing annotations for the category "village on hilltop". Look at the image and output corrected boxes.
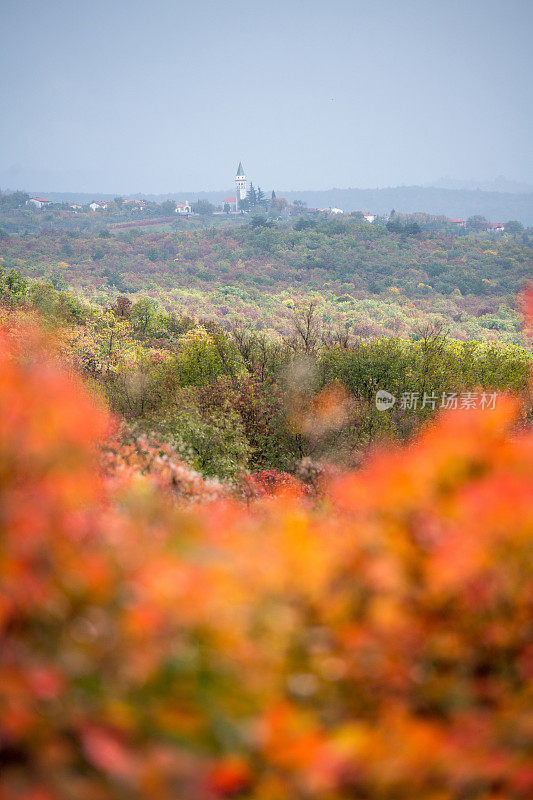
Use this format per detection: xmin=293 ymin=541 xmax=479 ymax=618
xmin=25 ymin=163 xmax=369 ymax=220
xmin=23 ymin=162 xmax=509 ymax=232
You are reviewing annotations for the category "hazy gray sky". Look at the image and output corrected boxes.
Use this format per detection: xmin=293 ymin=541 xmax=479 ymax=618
xmin=0 ymin=0 xmax=531 ymax=193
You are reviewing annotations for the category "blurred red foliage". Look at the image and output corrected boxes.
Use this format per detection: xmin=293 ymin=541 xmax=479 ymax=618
xmin=233 ymin=469 xmax=309 ymax=502
xmin=1 ymin=317 xmax=532 ymax=799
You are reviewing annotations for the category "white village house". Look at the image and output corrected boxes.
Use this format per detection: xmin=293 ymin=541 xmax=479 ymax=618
xmin=175 ymin=201 xmax=192 ymax=215
xmin=26 ymin=197 xmax=52 ymax=209
xmin=317 ymin=206 xmax=344 ymax=215
xmin=89 ymin=201 xmax=108 ymax=211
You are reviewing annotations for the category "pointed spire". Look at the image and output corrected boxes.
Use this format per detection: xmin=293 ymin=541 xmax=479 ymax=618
xmin=236 ymin=161 xmax=245 ymax=176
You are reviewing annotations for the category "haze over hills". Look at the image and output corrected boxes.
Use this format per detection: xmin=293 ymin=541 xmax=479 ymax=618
xmin=428 ymin=176 xmax=533 ymax=193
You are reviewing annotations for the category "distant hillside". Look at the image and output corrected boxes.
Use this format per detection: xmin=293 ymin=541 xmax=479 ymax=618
xmin=9 ymin=185 xmax=533 ymax=226
xmin=2 ymin=218 xmax=531 ymax=344
xmin=280 ymin=187 xmax=533 ymax=226
xmin=429 ymin=176 xmax=533 ymax=193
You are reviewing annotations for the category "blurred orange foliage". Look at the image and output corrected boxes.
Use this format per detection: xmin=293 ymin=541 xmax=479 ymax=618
xmin=1 ymin=318 xmax=532 ymax=799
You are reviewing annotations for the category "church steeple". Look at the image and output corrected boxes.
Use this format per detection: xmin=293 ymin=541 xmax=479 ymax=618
xmin=235 ymin=161 xmax=247 ymax=208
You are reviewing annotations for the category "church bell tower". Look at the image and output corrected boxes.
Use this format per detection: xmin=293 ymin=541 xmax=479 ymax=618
xmin=235 ymin=161 xmax=247 ymax=208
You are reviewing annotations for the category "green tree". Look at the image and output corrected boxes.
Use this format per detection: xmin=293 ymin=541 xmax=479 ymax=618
xmin=248 ymin=183 xmax=257 ymax=207
xmin=0 ymin=268 xmax=28 ymax=301
xmin=131 ymin=297 xmax=158 ymax=336
xmin=467 ymin=215 xmax=488 ymax=232
xmin=250 ymin=215 xmax=273 ymax=228
xmin=504 ymin=220 xmax=524 ymax=234
xmin=192 ymin=199 xmax=215 ymax=216
xmin=159 ymin=200 xmax=177 ymax=216
xmin=292 ymin=200 xmax=307 ymax=214
xmin=164 ymin=328 xmax=241 ymax=388
xmin=28 ymin=282 xmax=61 ymax=319
xmin=0 ymin=190 xmax=29 ymax=209
xmin=256 ymin=186 xmax=266 ymax=208
xmin=138 ymin=401 xmax=251 ymax=479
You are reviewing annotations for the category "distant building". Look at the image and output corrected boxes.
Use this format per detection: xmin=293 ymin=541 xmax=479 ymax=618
xmin=223 ymin=163 xmax=276 ymax=213
xmin=123 ymin=198 xmax=146 ymax=210
xmin=362 ymin=212 xmax=376 ymax=223
xmin=89 ymin=201 xmax=108 ymax=211
xmin=318 ymin=206 xmax=344 ymax=215
xmin=488 ymin=222 xmax=505 ymax=232
xmin=450 ymin=218 xmax=466 ymax=227
xmin=235 ymin=161 xmax=247 ymax=209
xmin=175 ymin=201 xmax=192 ymax=215
xmin=223 ymin=196 xmax=238 ymax=213
xmin=27 ymin=197 xmax=52 ymax=209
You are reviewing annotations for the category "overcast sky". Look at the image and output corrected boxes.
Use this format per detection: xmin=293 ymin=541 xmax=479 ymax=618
xmin=0 ymin=0 xmax=531 ymax=193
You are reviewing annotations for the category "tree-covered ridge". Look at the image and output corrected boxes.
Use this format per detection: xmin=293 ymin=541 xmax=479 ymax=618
xmin=1 ymin=218 xmax=531 ymax=342
xmin=2 ymin=219 xmax=531 ymax=295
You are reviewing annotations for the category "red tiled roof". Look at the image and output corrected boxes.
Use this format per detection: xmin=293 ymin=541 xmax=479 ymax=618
xmin=223 ymin=196 xmax=237 ymax=202
xmin=31 ymin=197 xmax=51 ymax=202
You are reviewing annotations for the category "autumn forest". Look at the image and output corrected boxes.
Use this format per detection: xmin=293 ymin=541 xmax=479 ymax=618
xmin=1 ymin=184 xmax=532 ymax=799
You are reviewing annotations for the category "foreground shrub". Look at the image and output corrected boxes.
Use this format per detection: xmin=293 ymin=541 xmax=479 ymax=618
xmin=100 ymin=432 xmax=225 ymax=502
xmin=0 ymin=321 xmax=532 ymax=799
